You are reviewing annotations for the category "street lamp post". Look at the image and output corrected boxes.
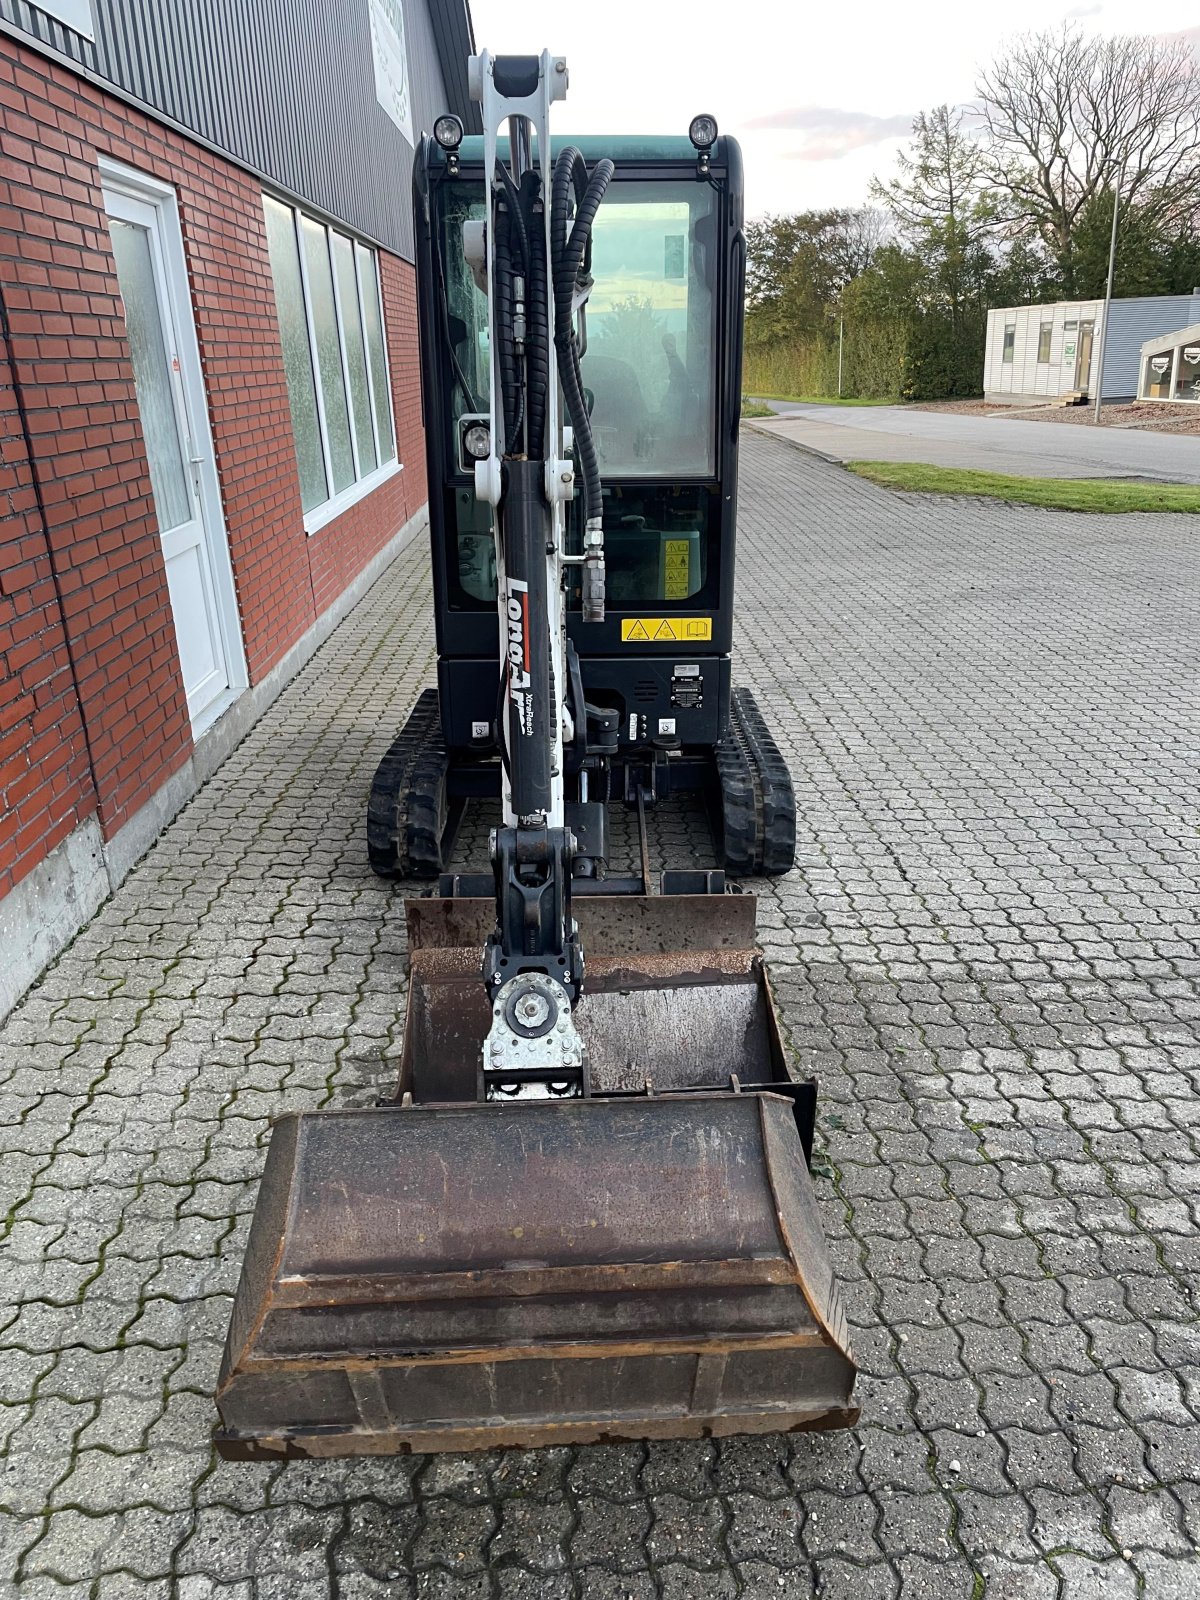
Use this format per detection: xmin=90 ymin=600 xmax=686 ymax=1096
xmin=1093 ymin=167 xmax=1124 ymax=425
xmin=838 ymin=315 xmax=844 ymax=399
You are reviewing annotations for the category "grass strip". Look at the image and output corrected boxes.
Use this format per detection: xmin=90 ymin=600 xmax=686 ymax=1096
xmin=845 ymin=459 xmax=1200 ymax=514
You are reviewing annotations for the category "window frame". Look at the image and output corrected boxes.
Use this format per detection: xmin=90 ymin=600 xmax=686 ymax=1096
xmin=1037 ymin=323 xmax=1052 ymax=363
xmin=265 ymin=194 xmax=400 ymax=535
xmin=1002 ymin=325 xmax=1015 ymax=364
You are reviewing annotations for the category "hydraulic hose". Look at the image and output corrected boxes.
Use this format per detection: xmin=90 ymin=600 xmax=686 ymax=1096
xmin=551 ymin=146 xmax=614 ymax=621
xmin=494 ymin=164 xmax=548 ymax=457
xmin=551 ymin=147 xmax=610 ymax=524
xmin=522 ymin=170 xmax=549 ymax=461
xmin=497 ymin=163 xmax=529 ymax=275
xmin=492 ymin=198 xmax=521 ymax=449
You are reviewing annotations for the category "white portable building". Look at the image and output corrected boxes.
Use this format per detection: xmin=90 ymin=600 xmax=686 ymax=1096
xmin=984 ymin=292 xmax=1200 ymax=404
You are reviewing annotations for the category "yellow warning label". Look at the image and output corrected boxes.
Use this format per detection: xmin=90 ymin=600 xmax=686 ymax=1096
xmin=621 ymin=617 xmax=713 ymax=643
xmin=663 ymin=538 xmax=690 ymax=601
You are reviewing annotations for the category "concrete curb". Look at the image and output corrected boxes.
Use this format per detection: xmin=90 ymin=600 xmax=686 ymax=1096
xmin=742 ymin=418 xmax=845 ymax=466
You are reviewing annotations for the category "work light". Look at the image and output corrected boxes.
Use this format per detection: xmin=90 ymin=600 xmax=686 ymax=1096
xmin=463 ymin=422 xmax=491 ymax=461
xmin=434 ymin=114 xmax=465 ymax=151
xmin=688 ymin=114 xmax=718 ymax=151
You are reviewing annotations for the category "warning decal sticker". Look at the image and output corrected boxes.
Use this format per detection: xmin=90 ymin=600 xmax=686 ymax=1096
xmin=620 ymin=618 xmax=713 ymax=643
xmin=663 ymin=538 xmax=691 ymax=601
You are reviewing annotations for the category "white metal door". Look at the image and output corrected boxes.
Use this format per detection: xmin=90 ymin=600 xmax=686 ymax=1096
xmin=103 ymin=180 xmax=245 ymax=734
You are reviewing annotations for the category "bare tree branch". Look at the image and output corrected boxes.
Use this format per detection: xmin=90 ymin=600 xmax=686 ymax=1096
xmin=975 ymin=26 xmax=1200 ymax=291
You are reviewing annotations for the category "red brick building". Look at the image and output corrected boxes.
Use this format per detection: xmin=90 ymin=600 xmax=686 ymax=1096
xmin=0 ymin=0 xmax=477 ymax=1013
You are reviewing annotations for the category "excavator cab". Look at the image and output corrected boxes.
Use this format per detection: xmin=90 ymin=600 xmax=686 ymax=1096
xmin=215 ymin=53 xmax=858 ymax=1459
xmin=372 ymin=122 xmax=794 ymax=884
xmin=421 ymin=132 xmax=749 ymax=834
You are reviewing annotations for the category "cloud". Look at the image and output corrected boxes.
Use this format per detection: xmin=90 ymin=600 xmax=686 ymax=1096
xmin=1063 ymin=3 xmax=1101 ymax=17
xmin=742 ymin=105 xmax=914 ymax=162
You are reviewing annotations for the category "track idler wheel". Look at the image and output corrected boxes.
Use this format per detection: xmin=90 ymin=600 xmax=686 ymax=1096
xmin=366 ymin=688 xmax=450 ymax=879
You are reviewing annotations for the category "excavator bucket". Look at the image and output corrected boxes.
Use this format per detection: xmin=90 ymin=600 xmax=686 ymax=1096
xmin=214 ymin=896 xmax=858 ymax=1458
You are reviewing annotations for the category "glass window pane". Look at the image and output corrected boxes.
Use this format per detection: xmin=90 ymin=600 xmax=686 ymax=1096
xmin=582 ymin=182 xmax=718 ymax=476
xmin=357 ymin=243 xmax=395 ymax=462
xmin=301 ymin=216 xmax=355 ymax=494
xmin=263 ymin=197 xmax=328 ymax=512
xmin=332 ymin=232 xmax=376 ymax=475
xmin=1146 ymin=349 xmax=1173 ymax=397
xmin=1175 ymin=342 xmax=1199 ymax=402
xmin=599 ymin=485 xmax=707 ymax=607
xmin=438 ymin=194 xmax=489 ymax=425
xmin=108 ymin=217 xmax=193 ymax=533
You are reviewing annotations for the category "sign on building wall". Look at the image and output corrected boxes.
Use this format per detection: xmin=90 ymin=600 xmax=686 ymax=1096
xmin=35 ymin=0 xmax=94 ymax=37
xmin=369 ymin=0 xmax=414 ymax=145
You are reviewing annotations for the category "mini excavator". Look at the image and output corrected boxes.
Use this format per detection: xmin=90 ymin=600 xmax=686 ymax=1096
xmin=215 ymin=50 xmax=858 ymax=1458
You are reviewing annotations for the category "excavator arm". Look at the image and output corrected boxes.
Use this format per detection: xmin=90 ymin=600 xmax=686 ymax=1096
xmin=468 ymin=52 xmax=611 ymax=1099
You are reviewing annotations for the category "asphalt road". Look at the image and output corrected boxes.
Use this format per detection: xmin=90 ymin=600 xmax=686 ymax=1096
xmin=753 ymin=400 xmax=1200 ymax=483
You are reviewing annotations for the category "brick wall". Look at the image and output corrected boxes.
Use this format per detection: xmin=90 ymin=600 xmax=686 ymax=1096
xmin=0 ymin=53 xmax=193 ymax=852
xmin=0 ymin=35 xmax=427 ymax=900
xmin=0 ymin=320 xmax=98 ymax=900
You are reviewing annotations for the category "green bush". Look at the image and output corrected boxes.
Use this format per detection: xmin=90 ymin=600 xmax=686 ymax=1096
xmin=743 ymin=338 xmax=838 ymax=398
xmin=745 ymin=311 xmax=984 ymax=404
xmin=900 ymin=310 xmax=986 ymax=400
xmin=743 ymin=320 xmax=906 ymax=401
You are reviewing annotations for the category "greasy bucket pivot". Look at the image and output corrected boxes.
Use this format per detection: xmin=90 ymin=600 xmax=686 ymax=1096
xmin=215 ymin=1093 xmax=859 ymax=1457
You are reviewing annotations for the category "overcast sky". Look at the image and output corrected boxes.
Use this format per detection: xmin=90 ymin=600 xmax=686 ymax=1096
xmin=467 ymin=1 xmax=1200 ymax=220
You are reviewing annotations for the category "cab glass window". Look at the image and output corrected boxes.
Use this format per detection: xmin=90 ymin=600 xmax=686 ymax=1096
xmin=438 ymin=176 xmax=720 ymax=609
xmin=440 ymin=188 xmax=490 ymax=434
xmin=582 ymin=183 xmax=718 ymax=477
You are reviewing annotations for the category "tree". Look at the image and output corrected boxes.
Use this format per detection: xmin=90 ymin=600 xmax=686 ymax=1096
xmin=839 ymin=244 xmax=927 ymax=323
xmin=744 ymin=208 xmax=886 ymax=344
xmin=870 ymin=106 xmax=996 ymax=325
xmin=1070 ymin=190 xmax=1200 ymax=299
xmin=976 ymin=26 xmax=1200 ymax=294
xmin=864 ymin=108 xmax=1001 ymax=400
xmin=987 ymin=238 xmax=1056 ymax=309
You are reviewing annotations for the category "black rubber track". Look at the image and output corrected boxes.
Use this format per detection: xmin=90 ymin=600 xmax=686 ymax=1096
xmin=714 ymin=700 xmax=759 ymax=877
xmin=366 ymin=688 xmax=449 ymax=879
xmin=714 ymin=687 xmax=797 ymax=877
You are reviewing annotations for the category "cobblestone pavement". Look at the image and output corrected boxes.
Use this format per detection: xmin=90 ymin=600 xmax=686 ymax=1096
xmin=3 ymin=430 xmax=1199 ymax=1598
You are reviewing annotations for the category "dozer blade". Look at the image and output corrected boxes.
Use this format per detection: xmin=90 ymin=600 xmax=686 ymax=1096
xmin=215 ymin=895 xmax=859 ymax=1458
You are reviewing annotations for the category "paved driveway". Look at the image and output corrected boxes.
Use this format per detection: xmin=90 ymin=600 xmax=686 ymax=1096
xmin=2 ymin=431 xmax=1199 ymax=1597
xmin=755 ymin=402 xmax=1200 ymax=483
